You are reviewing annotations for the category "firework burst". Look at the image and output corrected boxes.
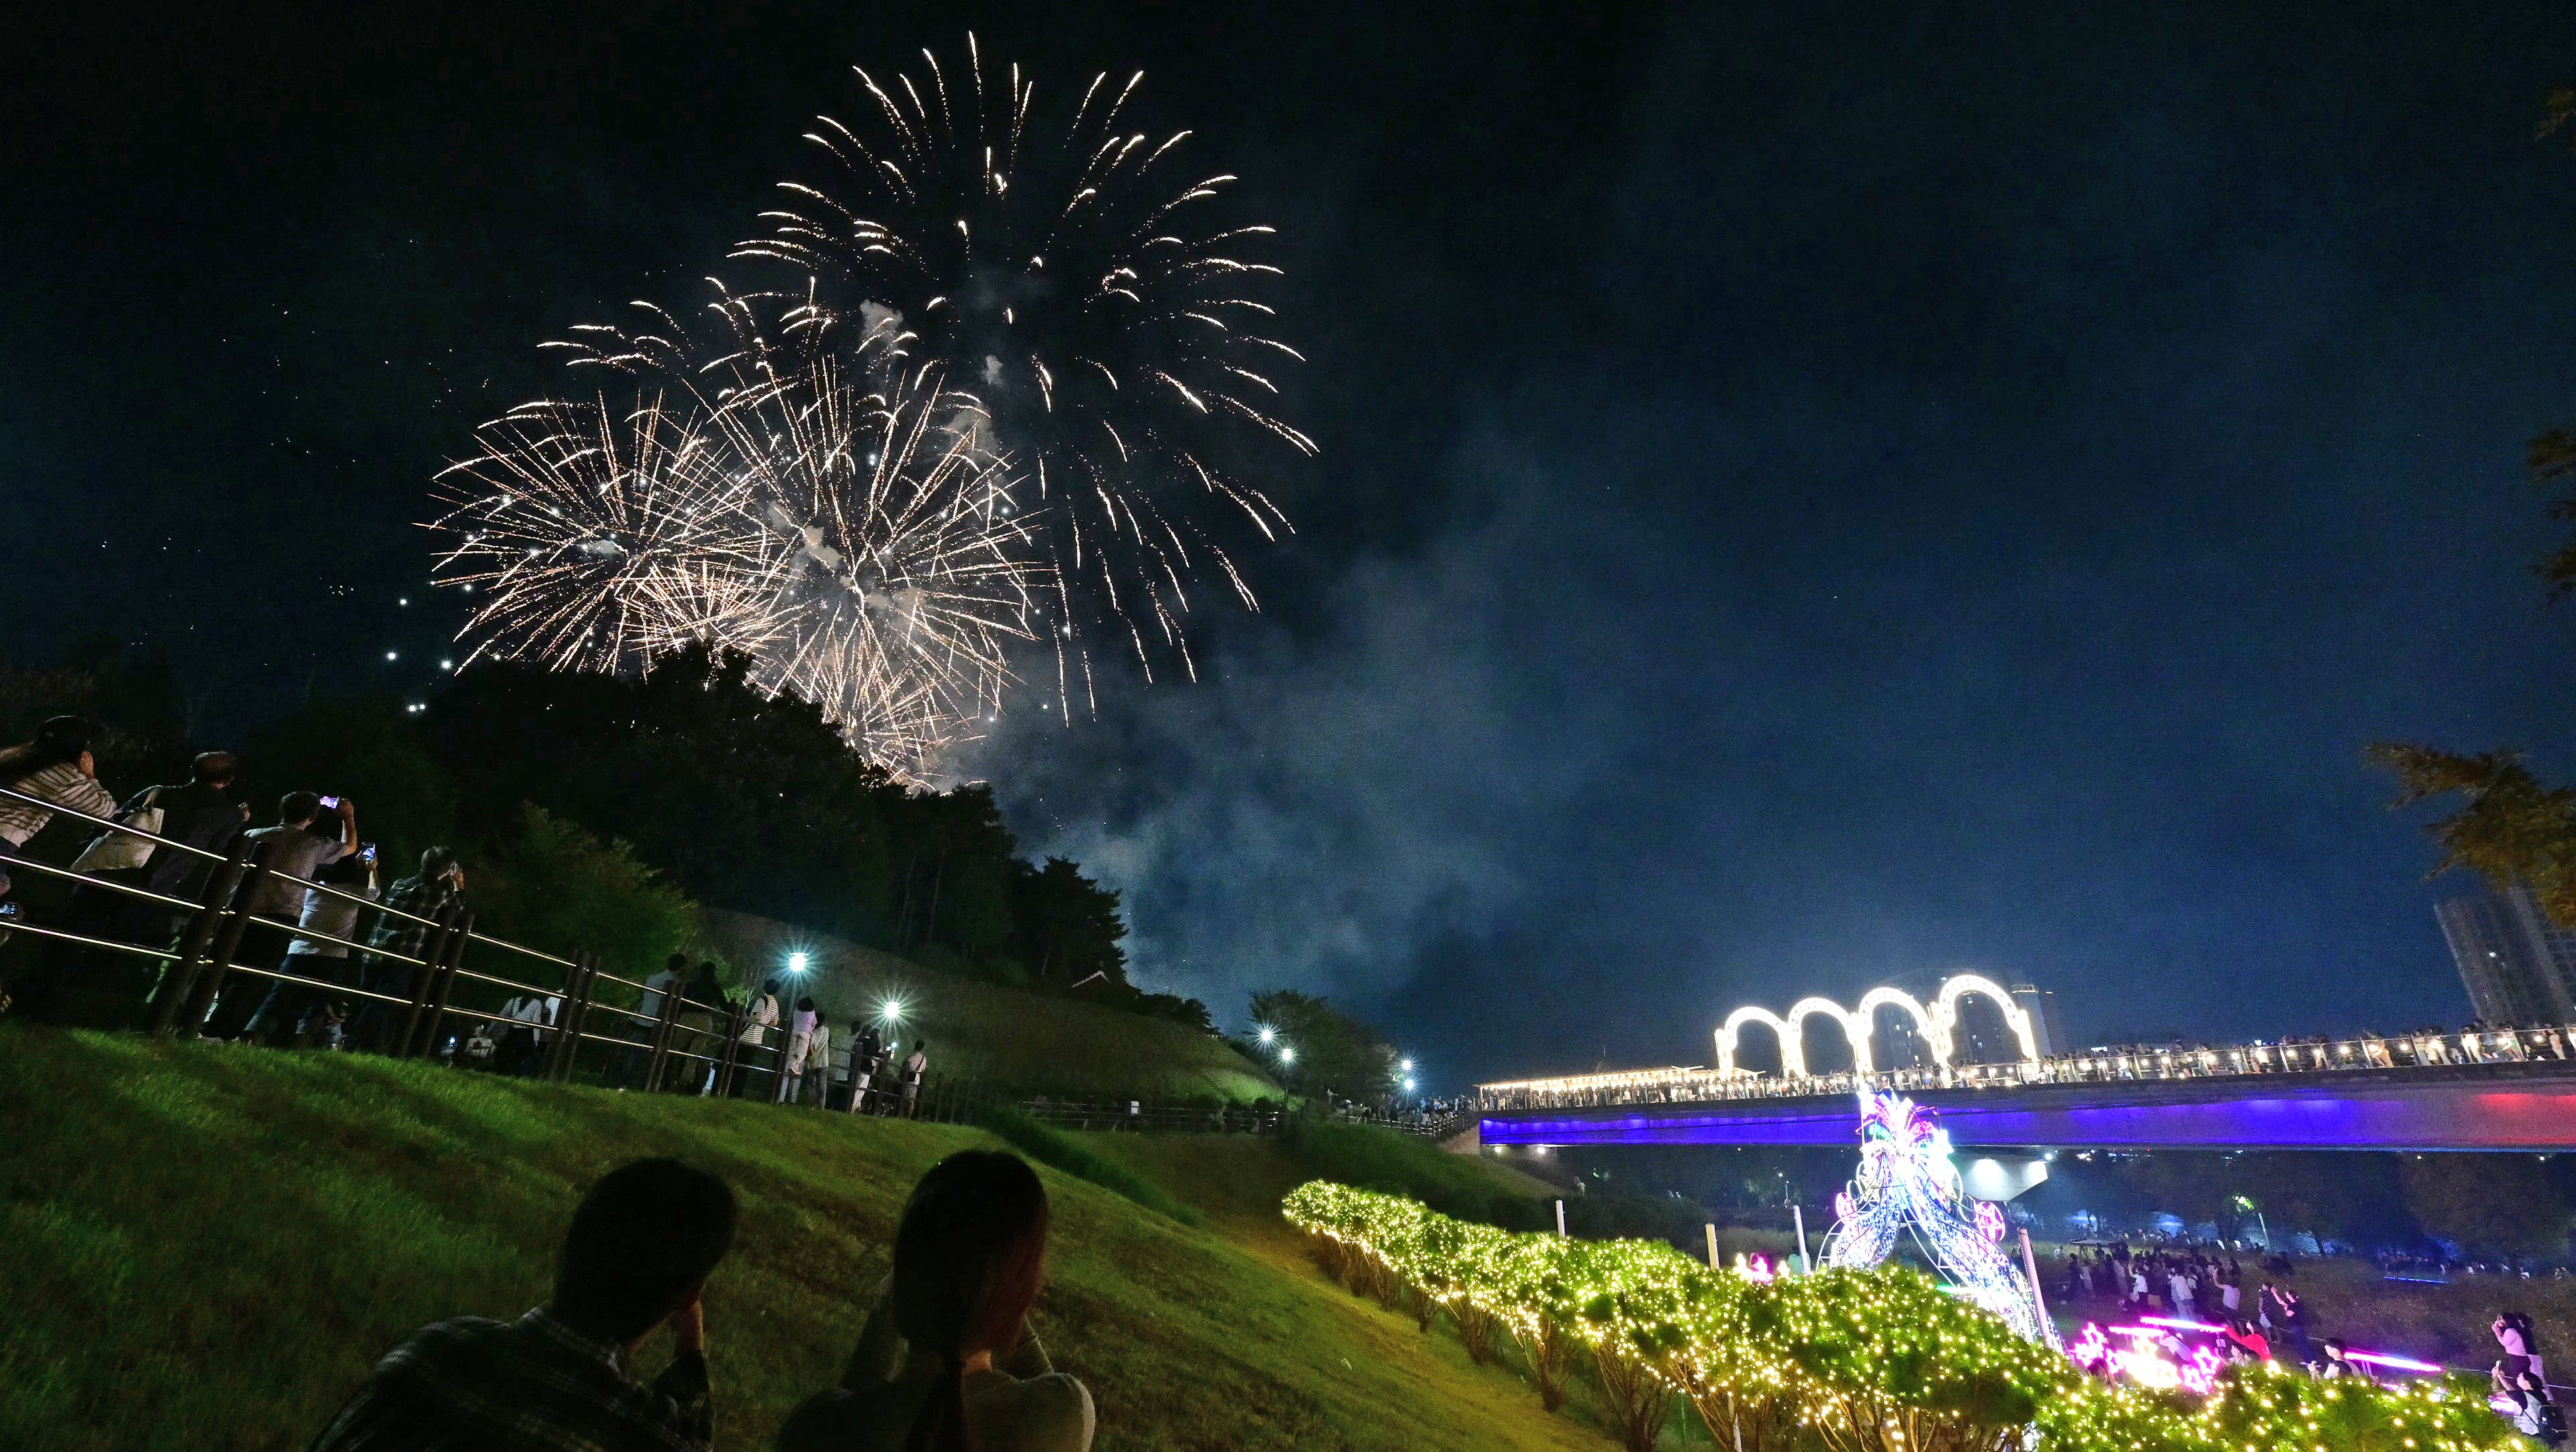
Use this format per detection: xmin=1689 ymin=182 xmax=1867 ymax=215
xmin=734 ymin=35 xmax=1311 ymax=698
xmin=431 ymin=283 xmax=1047 ymax=781
xmin=428 ymin=388 xmax=781 ymax=675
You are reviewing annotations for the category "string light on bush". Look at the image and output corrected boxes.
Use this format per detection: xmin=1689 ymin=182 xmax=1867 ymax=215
xmin=1280 ymin=1176 xmax=2526 ymax=1452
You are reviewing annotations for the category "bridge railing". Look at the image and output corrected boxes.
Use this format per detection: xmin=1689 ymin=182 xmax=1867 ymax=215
xmin=1476 ymin=1025 xmax=2576 ymax=1112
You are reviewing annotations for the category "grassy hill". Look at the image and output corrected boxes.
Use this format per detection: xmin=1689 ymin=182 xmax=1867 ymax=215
xmin=699 ymin=908 xmax=1279 ymax=1102
xmin=0 ymin=1025 xmax=1629 ymax=1451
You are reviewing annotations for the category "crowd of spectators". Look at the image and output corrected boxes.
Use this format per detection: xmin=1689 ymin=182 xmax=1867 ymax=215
xmin=0 ymin=715 xmax=948 ymax=1117
xmin=2056 ymin=1241 xmax=2569 ymax=1440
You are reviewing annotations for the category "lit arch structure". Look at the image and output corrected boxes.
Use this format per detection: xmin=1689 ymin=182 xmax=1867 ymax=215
xmin=1715 ymin=973 xmax=2041 ymax=1078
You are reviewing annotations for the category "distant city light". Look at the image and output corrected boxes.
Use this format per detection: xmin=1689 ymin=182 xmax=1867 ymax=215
xmin=384 ymin=650 xmax=398 ymax=661
xmin=440 ymin=659 xmax=454 ymax=671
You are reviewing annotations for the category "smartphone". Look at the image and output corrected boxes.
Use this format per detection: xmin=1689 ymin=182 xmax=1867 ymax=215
xmin=360 ymin=843 xmax=378 ymax=865
xmin=319 ymin=795 xmax=341 ymax=808
xmin=0 ymin=902 xmax=19 ymax=919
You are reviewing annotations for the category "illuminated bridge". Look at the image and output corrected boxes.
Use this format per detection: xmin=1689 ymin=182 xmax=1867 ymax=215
xmin=1478 ymin=976 xmax=2576 ymax=1152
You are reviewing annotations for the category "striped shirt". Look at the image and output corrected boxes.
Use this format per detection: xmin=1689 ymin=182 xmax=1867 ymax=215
xmin=307 ymin=1305 xmax=711 ymax=1452
xmin=0 ymin=761 xmax=116 ymax=848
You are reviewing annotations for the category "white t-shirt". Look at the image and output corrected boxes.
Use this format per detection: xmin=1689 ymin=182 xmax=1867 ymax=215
xmin=903 ymin=1050 xmax=927 ymax=1082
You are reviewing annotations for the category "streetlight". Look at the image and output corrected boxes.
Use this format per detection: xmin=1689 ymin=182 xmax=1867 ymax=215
xmin=1256 ymin=1025 xmax=1276 ymax=1046
xmin=879 ymin=998 xmax=906 ymax=1027
xmin=1278 ymin=1044 xmax=1296 ymax=1065
xmin=1398 ymin=1057 xmax=1414 ymax=1074
xmin=1403 ymin=1077 xmax=1418 ymax=1093
xmin=786 ymin=951 xmax=810 ymax=975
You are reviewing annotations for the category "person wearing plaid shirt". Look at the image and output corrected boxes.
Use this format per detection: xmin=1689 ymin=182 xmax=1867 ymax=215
xmin=310 ymin=1158 xmax=735 ymax=1452
xmin=352 ymin=847 xmax=463 ymax=1053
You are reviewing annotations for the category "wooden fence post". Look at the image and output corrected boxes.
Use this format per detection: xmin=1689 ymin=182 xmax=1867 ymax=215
xmin=393 ymin=905 xmax=460 ymax=1059
xmin=148 ymin=836 xmax=254 ymax=1036
xmin=547 ymin=954 xmax=596 ymax=1083
xmin=644 ymin=976 xmax=684 ymax=1092
xmin=411 ymin=911 xmax=473 ymax=1060
xmin=714 ymin=1009 xmax=745 ymax=1098
xmin=179 ymin=835 xmax=284 ymax=1034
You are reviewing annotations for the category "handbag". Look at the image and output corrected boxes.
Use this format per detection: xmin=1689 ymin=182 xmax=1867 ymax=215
xmin=69 ymin=788 xmax=164 ymax=875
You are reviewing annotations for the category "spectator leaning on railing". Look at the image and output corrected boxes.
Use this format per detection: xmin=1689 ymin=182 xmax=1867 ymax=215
xmin=137 ymin=751 xmax=251 ymax=904
xmin=0 ymin=717 xmax=115 ymax=1016
xmin=352 ymin=846 xmax=463 ymax=1054
xmin=732 ymin=979 xmax=781 ymax=1099
xmin=202 ymin=792 xmax=356 ymax=1039
xmin=0 ymin=716 xmax=115 ymax=855
xmin=245 ymin=840 xmax=380 ymax=1048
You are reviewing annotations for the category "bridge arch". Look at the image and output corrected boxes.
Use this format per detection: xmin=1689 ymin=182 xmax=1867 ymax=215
xmin=1854 ymin=987 xmax=1936 ymax=1072
xmin=1717 ymin=1007 xmax=1797 ymax=1076
xmin=1785 ymin=995 xmax=1871 ymax=1076
xmin=1930 ymin=973 xmax=2040 ymax=1066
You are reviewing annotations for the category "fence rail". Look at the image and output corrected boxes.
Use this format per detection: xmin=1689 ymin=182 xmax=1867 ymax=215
xmin=1476 ymin=1023 xmax=2576 ymax=1112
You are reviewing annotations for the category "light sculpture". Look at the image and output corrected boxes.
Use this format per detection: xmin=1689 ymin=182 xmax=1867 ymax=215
xmin=1715 ymin=973 xmax=2042 ymax=1078
xmin=1818 ymin=1088 xmax=2060 ymax=1349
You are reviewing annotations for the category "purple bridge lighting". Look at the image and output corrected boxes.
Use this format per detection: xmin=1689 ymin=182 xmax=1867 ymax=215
xmin=1476 ymin=1067 xmax=2576 ymax=1151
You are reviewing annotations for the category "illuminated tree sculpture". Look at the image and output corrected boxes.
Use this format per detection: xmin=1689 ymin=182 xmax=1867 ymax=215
xmin=1818 ymin=1088 xmax=2061 ymax=1349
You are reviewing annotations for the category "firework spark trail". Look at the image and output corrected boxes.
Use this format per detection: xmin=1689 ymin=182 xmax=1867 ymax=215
xmin=430 ymin=283 xmax=1049 ymax=781
xmin=711 ymin=346 xmax=1044 ymax=769
xmin=732 ymin=35 xmax=1311 ymax=705
xmin=428 ymin=390 xmax=783 ymax=675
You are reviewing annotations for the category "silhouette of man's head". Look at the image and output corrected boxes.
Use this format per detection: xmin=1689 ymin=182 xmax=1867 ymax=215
xmin=552 ymin=1158 xmax=737 ymax=1344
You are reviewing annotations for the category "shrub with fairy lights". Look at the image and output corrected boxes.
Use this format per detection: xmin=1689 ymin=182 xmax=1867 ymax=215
xmin=1280 ymin=1180 xmax=2533 ymax=1452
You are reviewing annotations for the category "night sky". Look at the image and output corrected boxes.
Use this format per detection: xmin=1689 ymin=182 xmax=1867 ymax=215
xmin=11 ymin=3 xmax=2576 ymax=1088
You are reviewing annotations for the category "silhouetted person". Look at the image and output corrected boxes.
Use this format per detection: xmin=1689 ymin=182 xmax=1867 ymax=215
xmin=777 ymin=1150 xmax=1092 ymax=1452
xmin=352 ymin=847 xmax=463 ymax=1053
xmin=311 ymin=1157 xmax=736 ymax=1451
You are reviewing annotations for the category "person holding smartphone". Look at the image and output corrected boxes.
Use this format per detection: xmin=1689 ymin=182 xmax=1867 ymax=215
xmin=354 ymin=846 xmax=464 ymax=1054
xmin=203 ymin=792 xmax=356 ymax=1039
xmin=246 ymin=836 xmax=381 ymax=1047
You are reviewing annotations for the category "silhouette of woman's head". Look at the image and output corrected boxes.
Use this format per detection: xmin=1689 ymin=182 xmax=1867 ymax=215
xmin=891 ymin=1150 xmax=1049 ymax=1452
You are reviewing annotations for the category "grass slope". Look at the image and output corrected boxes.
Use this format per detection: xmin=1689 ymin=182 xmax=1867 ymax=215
xmin=702 ymin=908 xmax=1279 ymax=1102
xmin=0 ymin=1026 xmax=1608 ymax=1452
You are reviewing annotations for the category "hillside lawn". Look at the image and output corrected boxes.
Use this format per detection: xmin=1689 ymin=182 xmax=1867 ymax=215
xmin=0 ymin=1025 xmax=1650 ymax=1451
xmin=698 ymin=908 xmax=1281 ymax=1102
